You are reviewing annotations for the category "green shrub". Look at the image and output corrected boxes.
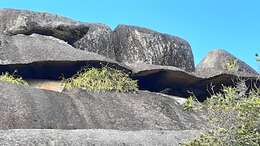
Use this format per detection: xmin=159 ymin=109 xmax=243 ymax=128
xmin=183 ymin=96 xmax=195 ymax=111
xmin=182 ymin=84 xmax=260 ymax=146
xmin=0 ymin=72 xmax=28 ymax=85
xmin=64 ymin=67 xmax=138 ymax=92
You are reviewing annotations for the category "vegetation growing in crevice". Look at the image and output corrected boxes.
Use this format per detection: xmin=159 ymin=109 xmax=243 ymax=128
xmin=182 ymin=82 xmax=260 ymax=146
xmin=224 ymin=58 xmax=238 ymax=72
xmin=183 ymin=96 xmax=194 ymax=111
xmin=183 ymin=96 xmax=202 ymax=111
xmin=0 ymin=72 xmax=28 ymax=85
xmin=63 ymin=67 xmax=138 ymax=92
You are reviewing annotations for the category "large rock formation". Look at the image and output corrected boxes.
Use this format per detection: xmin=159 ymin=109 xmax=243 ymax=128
xmin=0 ymin=8 xmax=259 ymax=145
xmin=113 ymin=25 xmax=195 ymax=72
xmin=0 ymin=9 xmax=196 ymax=71
xmin=0 ymin=8 xmax=115 ymax=59
xmin=0 ymin=81 xmax=207 ymax=130
xmin=0 ymin=129 xmax=202 ymax=146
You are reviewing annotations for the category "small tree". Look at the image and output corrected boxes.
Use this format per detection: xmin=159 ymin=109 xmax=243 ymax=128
xmin=256 ymin=53 xmax=260 ymax=62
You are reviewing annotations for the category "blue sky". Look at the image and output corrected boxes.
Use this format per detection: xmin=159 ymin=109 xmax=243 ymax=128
xmin=0 ymin=0 xmax=259 ymax=71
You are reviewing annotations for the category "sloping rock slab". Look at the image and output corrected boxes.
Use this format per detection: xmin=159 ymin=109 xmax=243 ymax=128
xmin=0 ymin=34 xmax=129 ymax=78
xmin=112 ymin=25 xmax=195 ymax=72
xmin=0 ymin=34 xmax=114 ymax=64
xmin=0 ymin=8 xmax=115 ymax=59
xmin=0 ymin=129 xmax=202 ymax=146
xmin=0 ymin=81 xmax=207 ymax=130
xmin=129 ymin=63 xmax=259 ymax=101
xmin=64 ymin=89 xmax=207 ymax=130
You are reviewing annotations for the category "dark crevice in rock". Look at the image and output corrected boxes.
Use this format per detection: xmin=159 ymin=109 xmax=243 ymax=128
xmin=133 ymin=71 xmax=259 ymax=102
xmin=9 ymin=25 xmax=90 ymax=45
xmin=194 ymin=74 xmax=260 ymax=99
xmin=0 ymin=61 xmax=131 ymax=80
xmin=0 ymin=61 xmax=258 ymax=102
xmin=133 ymin=71 xmax=202 ymax=100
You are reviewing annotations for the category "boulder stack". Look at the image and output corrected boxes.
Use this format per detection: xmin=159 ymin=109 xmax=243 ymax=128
xmin=0 ymin=8 xmax=259 ymax=146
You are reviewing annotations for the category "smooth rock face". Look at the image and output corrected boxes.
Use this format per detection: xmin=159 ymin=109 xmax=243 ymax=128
xmin=0 ymin=9 xmax=115 ymax=59
xmin=196 ymin=49 xmax=259 ymax=77
xmin=113 ymin=25 xmax=195 ymax=72
xmin=0 ymin=129 xmax=202 ymax=146
xmin=0 ymin=81 xmax=207 ymax=130
xmin=0 ymin=33 xmax=122 ymax=66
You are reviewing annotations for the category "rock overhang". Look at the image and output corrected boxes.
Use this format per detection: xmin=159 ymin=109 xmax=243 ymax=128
xmin=0 ymin=8 xmax=258 ymax=101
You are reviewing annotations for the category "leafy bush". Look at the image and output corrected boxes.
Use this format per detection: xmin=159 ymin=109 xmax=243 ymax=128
xmin=64 ymin=67 xmax=138 ymax=92
xmin=182 ymin=83 xmax=260 ymax=146
xmin=0 ymin=72 xmax=28 ymax=85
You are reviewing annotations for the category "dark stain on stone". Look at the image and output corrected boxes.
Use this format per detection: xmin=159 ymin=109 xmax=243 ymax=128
xmin=10 ymin=24 xmax=89 ymax=45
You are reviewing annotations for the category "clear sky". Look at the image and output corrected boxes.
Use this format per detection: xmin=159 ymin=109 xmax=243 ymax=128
xmin=0 ymin=0 xmax=259 ymax=71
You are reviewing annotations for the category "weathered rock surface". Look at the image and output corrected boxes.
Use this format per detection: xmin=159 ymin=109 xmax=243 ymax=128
xmin=0 ymin=129 xmax=202 ymax=146
xmin=0 ymin=8 xmax=115 ymax=59
xmin=113 ymin=25 xmax=195 ymax=72
xmin=73 ymin=24 xmax=115 ymax=59
xmin=0 ymin=33 xmax=129 ymax=79
xmin=196 ymin=49 xmax=259 ymax=78
xmin=0 ymin=81 xmax=207 ymax=130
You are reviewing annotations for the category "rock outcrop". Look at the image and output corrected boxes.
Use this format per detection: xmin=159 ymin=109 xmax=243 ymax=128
xmin=113 ymin=25 xmax=195 ymax=72
xmin=0 ymin=8 xmax=115 ymax=59
xmin=196 ymin=49 xmax=258 ymax=78
xmin=0 ymin=8 xmax=259 ymax=145
xmin=0 ymin=81 xmax=207 ymax=130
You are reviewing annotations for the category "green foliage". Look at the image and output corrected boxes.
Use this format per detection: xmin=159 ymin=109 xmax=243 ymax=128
xmin=224 ymin=58 xmax=238 ymax=71
xmin=182 ymin=84 xmax=260 ymax=146
xmin=64 ymin=67 xmax=138 ymax=92
xmin=183 ymin=96 xmax=195 ymax=111
xmin=0 ymin=72 xmax=28 ymax=85
xmin=182 ymin=132 xmax=223 ymax=146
